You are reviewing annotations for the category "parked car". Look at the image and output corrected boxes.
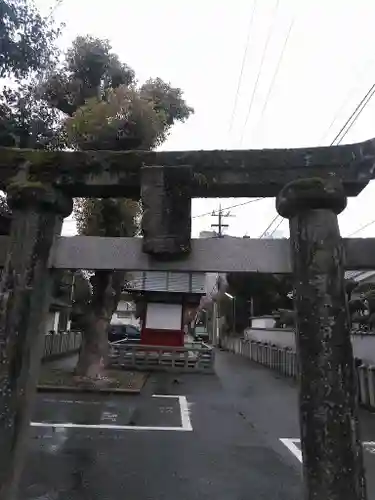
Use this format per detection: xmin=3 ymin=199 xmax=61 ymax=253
xmin=108 ymin=324 xmax=141 ymax=344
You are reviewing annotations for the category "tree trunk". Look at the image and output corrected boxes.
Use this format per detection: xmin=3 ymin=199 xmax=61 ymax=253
xmin=75 ymin=269 xmax=125 ymax=378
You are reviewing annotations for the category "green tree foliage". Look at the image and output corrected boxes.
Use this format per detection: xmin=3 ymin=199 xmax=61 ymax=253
xmin=42 ymin=35 xmax=135 ymax=115
xmin=0 ymin=30 xmax=193 ymax=378
xmin=0 ymin=0 xmax=62 ymax=149
xmin=0 ymin=82 xmax=65 ymax=148
xmin=41 ymin=35 xmax=194 ymax=377
xmin=226 ymin=272 xmax=293 ymax=317
xmin=65 ymin=86 xmax=167 ymax=151
xmin=0 ymin=0 xmax=60 ymax=79
xmin=222 ymin=273 xmax=293 ymax=333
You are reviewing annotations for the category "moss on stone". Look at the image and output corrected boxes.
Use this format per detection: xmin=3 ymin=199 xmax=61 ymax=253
xmin=276 ymin=177 xmax=347 ymax=218
xmin=193 ymin=172 xmax=208 ymax=186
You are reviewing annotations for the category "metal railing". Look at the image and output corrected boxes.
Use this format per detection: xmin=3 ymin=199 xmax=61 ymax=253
xmin=222 ymin=336 xmax=375 ymax=410
xmin=43 ymin=331 xmax=82 ymax=359
xmin=109 ymin=342 xmax=215 ymax=373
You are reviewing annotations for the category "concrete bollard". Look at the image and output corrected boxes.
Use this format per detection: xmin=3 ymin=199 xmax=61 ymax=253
xmin=280 ymin=348 xmax=285 ymax=374
xmin=280 ymin=348 xmax=285 ymax=373
xmin=291 ymin=352 xmax=297 ymax=378
xmin=271 ymin=346 xmax=277 ymax=369
xmin=268 ymin=345 xmax=273 ymax=367
xmin=368 ymin=366 xmax=375 ymax=409
xmin=263 ymin=344 xmax=268 ymax=365
xmin=285 ymin=348 xmax=290 ymax=375
xmin=276 ymin=348 xmax=281 ymax=371
xmin=270 ymin=346 xmax=274 ymax=368
xmin=261 ymin=343 xmax=266 ymax=365
xmin=258 ymin=343 xmax=264 ymax=364
xmin=269 ymin=345 xmax=273 ymax=367
xmin=262 ymin=344 xmax=267 ymax=365
xmin=235 ymin=339 xmax=240 ymax=355
xmin=285 ymin=350 xmax=290 ymax=376
xmin=266 ymin=344 xmax=271 ymax=366
xmin=274 ymin=346 xmax=279 ymax=369
xmin=250 ymin=341 xmax=255 ymax=361
xmin=253 ymin=341 xmax=258 ymax=362
xmin=246 ymin=340 xmax=251 ymax=359
xmin=253 ymin=342 xmax=258 ymax=362
xmin=358 ymin=364 xmax=369 ymax=406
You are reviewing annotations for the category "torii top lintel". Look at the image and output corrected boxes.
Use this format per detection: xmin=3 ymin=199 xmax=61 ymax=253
xmin=0 ymin=137 xmax=375 ymax=198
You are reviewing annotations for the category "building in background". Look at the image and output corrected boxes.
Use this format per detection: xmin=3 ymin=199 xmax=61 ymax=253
xmin=126 ymin=271 xmax=205 ymax=346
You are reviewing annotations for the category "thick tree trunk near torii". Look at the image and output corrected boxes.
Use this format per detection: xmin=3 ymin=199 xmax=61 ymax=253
xmin=75 ymin=269 xmax=125 ymax=379
xmin=74 ymin=312 xmax=109 ymax=379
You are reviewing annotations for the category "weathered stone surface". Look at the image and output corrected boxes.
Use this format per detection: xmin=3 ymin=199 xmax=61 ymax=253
xmin=276 ymin=179 xmax=366 ymax=500
xmin=277 ymin=177 xmax=347 ymax=218
xmin=0 ymin=235 xmax=373 ymax=272
xmin=141 ymin=165 xmax=192 ymax=256
xmin=0 ymin=185 xmax=72 ymax=500
xmin=7 ymin=182 xmax=73 ymax=216
xmin=1 ymin=136 xmax=375 ymax=197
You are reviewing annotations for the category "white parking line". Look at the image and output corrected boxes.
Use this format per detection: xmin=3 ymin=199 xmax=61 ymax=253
xmin=280 ymin=438 xmax=302 ymax=462
xmin=31 ymin=394 xmax=193 ymax=432
xmin=280 ymin=438 xmax=375 ymax=463
xmin=152 ymin=395 xmax=193 ymax=431
xmin=30 ymin=422 xmax=190 ymax=431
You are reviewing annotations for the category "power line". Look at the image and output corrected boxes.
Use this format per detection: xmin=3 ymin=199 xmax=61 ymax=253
xmin=333 ymin=84 xmax=375 ymax=145
xmin=268 ymin=216 xmax=284 ymax=237
xmin=192 ymin=197 xmax=263 ymax=219
xmin=259 ymin=213 xmax=279 ymax=238
xmin=228 ymin=0 xmax=258 ymax=135
xmin=240 ymin=0 xmax=280 ymax=146
xmin=319 ymin=56 xmax=375 ymax=145
xmin=348 ymin=218 xmax=375 ymax=237
xmin=259 ymin=78 xmax=375 ymax=240
xmin=320 ymin=84 xmax=363 ymax=146
xmin=330 ymin=82 xmax=375 ymax=145
xmin=255 ymin=13 xmax=296 ymax=142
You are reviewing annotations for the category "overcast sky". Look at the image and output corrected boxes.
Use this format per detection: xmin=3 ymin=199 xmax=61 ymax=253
xmin=35 ymin=0 xmax=375 ymax=239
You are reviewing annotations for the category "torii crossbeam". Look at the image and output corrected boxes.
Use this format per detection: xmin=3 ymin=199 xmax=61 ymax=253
xmin=0 ymin=137 xmax=375 ymax=197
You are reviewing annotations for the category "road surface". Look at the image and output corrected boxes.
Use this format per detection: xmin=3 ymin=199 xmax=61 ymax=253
xmin=20 ymin=351 xmax=375 ymax=499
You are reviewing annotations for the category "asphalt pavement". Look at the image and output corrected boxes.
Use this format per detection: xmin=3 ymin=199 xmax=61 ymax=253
xmin=19 ymin=351 xmax=375 ymax=499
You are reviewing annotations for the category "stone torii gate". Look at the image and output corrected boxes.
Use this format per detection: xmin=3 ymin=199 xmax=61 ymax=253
xmin=1 ymin=139 xmax=375 ymax=499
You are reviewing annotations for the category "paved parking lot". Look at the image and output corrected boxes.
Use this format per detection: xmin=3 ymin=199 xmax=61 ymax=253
xmin=20 ymin=359 xmax=302 ymax=500
xmin=20 ymin=351 xmax=375 ymax=500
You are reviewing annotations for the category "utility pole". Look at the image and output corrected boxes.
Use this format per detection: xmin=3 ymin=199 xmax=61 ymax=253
xmin=211 ymin=204 xmax=234 ymax=237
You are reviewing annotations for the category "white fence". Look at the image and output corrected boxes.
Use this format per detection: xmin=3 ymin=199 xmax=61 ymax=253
xmin=245 ymin=327 xmax=375 ymax=365
xmin=109 ymin=342 xmax=215 ymax=373
xmin=222 ymin=336 xmax=375 ymax=411
xmin=43 ymin=331 xmax=82 ymax=359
